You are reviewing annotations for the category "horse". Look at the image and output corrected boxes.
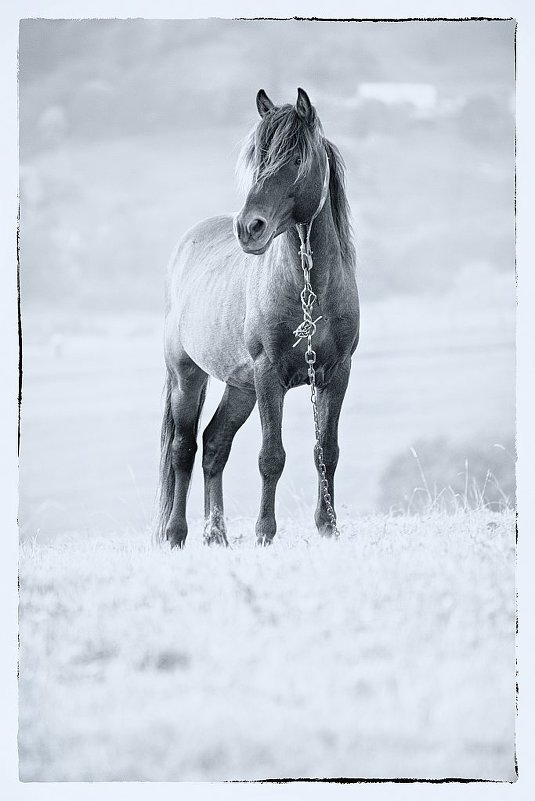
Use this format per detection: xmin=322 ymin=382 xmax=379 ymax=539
xmin=157 ymin=88 xmax=359 ymax=547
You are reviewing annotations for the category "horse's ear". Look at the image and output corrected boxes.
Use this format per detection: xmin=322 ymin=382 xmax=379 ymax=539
xmin=256 ymin=89 xmax=275 ymax=118
xmin=296 ymin=87 xmax=314 ymax=124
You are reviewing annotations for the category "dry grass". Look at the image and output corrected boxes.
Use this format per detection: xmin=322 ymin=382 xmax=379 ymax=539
xmin=18 ymin=510 xmax=516 ymax=782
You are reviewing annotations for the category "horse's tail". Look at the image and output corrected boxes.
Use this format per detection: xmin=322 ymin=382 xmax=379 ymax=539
xmin=155 ymin=373 xmax=176 ymax=543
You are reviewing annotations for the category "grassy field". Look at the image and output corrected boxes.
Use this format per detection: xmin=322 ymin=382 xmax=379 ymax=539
xmin=18 ymin=509 xmax=516 ymax=782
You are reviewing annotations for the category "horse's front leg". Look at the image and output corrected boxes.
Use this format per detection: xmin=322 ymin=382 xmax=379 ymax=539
xmin=254 ymin=354 xmax=287 ymax=545
xmin=314 ymin=359 xmax=351 ymax=536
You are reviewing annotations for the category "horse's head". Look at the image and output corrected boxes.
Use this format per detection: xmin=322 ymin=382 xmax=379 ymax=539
xmin=234 ymin=88 xmax=328 ymax=255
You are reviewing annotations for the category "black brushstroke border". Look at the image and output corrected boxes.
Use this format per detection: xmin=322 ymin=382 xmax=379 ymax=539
xmin=15 ymin=13 xmax=518 ymax=787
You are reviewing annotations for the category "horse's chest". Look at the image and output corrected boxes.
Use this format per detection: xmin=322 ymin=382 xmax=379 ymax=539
xmin=268 ymin=314 xmax=356 ymax=388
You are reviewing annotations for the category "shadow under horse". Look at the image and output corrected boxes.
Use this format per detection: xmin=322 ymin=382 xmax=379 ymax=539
xmin=157 ymin=88 xmax=359 ymax=547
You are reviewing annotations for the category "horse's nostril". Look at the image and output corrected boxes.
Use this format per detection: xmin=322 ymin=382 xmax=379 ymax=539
xmin=248 ymin=217 xmax=267 ymax=239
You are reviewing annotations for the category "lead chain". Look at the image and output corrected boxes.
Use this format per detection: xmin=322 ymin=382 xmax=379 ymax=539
xmin=293 ymin=229 xmax=339 ymax=537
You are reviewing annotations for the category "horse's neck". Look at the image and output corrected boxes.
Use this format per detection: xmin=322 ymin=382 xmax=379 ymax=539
xmin=281 ymin=196 xmax=342 ymax=297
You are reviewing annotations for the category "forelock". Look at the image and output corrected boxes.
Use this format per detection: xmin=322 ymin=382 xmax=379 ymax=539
xmin=237 ymin=103 xmax=323 ymax=191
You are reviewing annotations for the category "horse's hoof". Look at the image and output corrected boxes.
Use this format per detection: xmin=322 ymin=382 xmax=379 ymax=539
xmin=203 ymin=526 xmax=229 ymax=547
xmin=165 ymin=526 xmax=187 ymax=549
xmin=317 ymin=523 xmax=336 ymax=538
xmin=168 ymin=535 xmax=187 ymax=549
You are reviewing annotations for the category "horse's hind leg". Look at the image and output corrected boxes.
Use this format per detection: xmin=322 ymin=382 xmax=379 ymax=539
xmin=202 ymin=384 xmax=256 ymax=545
xmin=254 ymin=354 xmax=287 ymax=545
xmin=164 ymin=356 xmax=208 ymax=547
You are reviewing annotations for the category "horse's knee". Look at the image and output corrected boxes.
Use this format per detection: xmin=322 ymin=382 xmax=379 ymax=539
xmin=316 ymin=440 xmax=339 ymax=471
xmin=259 ymin=445 xmax=285 ymax=482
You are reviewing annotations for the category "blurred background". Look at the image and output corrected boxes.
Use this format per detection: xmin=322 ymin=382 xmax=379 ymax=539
xmin=18 ymin=18 xmax=516 ymax=539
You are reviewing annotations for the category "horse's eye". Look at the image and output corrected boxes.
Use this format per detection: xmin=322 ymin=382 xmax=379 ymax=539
xmin=294 ymin=156 xmax=302 ymax=167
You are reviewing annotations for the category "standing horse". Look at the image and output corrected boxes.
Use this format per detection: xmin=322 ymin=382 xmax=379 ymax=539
xmin=157 ymin=88 xmax=359 ymax=547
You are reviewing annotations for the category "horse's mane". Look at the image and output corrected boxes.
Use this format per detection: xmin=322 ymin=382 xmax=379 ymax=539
xmin=323 ymin=139 xmax=356 ymax=268
xmin=237 ymin=103 xmax=355 ymax=268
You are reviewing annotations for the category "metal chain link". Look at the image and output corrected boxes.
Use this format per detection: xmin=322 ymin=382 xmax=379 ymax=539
xmin=293 ymin=225 xmax=339 ymax=537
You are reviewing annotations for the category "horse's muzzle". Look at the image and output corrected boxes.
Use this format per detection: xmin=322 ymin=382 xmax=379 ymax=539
xmin=234 ymin=212 xmax=273 ymax=254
